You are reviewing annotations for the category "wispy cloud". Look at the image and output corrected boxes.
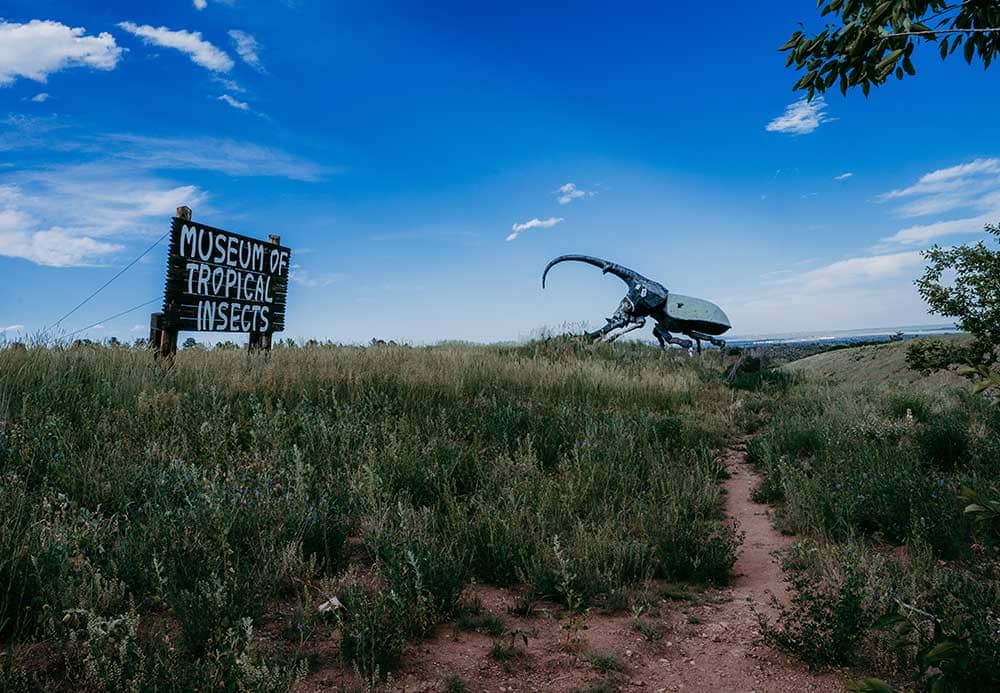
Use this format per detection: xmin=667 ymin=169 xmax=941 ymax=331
xmin=213 ymin=76 xmax=245 ymax=93
xmin=193 ymin=0 xmax=208 ymax=9
xmin=506 ymin=216 xmax=563 ymax=241
xmin=228 ymin=30 xmax=264 ymax=72
xmin=791 ymin=250 xmax=925 ymax=291
xmin=881 ymin=211 xmax=999 ymax=245
xmin=878 ymin=158 xmax=1000 ymax=218
xmin=109 ymin=134 xmax=328 ymax=181
xmin=0 ymin=121 xmax=328 ymax=181
xmin=877 ymin=158 xmax=1000 ymax=248
xmin=218 ymin=94 xmax=249 ymax=111
xmin=766 ymin=96 xmax=831 ymax=135
xmin=117 ymin=22 xmax=234 ymax=73
xmin=0 ymin=20 xmax=122 ymax=86
xmin=0 ymin=324 xmax=25 ymax=333
xmin=556 ymin=182 xmax=593 ymax=205
xmin=30 ymin=92 xmax=50 ymax=103
xmin=834 ymin=172 xmax=853 ymax=181
xmin=289 ymin=265 xmax=343 ymax=287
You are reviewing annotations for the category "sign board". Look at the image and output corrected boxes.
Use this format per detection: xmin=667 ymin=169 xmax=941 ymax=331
xmin=162 ymin=217 xmax=290 ymax=333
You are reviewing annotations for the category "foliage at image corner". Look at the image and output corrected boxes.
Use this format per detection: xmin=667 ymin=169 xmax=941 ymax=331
xmin=782 ymin=1 xmax=1000 ymax=99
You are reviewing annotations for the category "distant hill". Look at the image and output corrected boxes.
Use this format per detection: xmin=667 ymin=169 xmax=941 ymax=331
xmin=782 ymin=335 xmax=972 ymax=389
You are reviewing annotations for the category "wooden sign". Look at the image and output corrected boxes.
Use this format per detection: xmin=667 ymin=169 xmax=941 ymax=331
xmin=162 ymin=217 xmax=290 ymax=333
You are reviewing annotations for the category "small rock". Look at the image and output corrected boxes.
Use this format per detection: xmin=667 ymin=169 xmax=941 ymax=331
xmin=625 ymin=649 xmax=634 ymax=657
xmin=317 ymin=596 xmax=343 ymax=613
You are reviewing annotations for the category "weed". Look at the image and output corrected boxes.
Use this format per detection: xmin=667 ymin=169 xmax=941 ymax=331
xmin=442 ymin=672 xmax=467 ymax=692
xmin=589 ymin=650 xmax=623 ymax=673
xmin=629 ymin=617 xmax=662 ymax=641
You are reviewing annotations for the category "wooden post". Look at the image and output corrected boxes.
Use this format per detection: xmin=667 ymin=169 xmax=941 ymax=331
xmin=152 ymin=206 xmax=190 ymax=361
xmin=248 ymin=233 xmax=280 ymax=354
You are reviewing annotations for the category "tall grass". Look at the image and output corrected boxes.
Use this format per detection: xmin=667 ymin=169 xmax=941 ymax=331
xmin=0 ymin=339 xmax=743 ymax=687
xmin=748 ymin=377 xmax=1000 ymax=690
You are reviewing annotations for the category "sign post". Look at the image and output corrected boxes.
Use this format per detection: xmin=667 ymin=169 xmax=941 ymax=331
xmin=153 ymin=206 xmax=291 ymax=359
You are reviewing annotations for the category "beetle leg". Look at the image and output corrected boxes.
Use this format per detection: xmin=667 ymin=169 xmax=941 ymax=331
xmin=605 ymin=318 xmax=646 ymax=342
xmin=653 ymin=324 xmax=692 ymax=350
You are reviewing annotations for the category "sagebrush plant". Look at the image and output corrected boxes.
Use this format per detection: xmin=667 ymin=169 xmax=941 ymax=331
xmin=0 ymin=339 xmax=746 ymax=687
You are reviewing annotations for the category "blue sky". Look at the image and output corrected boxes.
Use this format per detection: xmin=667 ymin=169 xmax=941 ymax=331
xmin=1 ymin=1 xmax=996 ymax=343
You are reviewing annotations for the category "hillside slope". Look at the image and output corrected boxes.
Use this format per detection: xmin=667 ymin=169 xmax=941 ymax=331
xmin=783 ymin=336 xmax=971 ymax=389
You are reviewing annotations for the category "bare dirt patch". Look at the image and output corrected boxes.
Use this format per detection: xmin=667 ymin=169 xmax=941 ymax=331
xmin=296 ymin=440 xmax=846 ymax=692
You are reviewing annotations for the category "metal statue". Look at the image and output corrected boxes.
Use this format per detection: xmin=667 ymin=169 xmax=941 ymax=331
xmin=542 ymin=254 xmax=731 ymax=352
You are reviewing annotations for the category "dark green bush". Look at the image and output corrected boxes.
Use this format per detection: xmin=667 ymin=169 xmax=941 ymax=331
xmin=761 ymin=562 xmax=870 ymax=668
xmin=337 ymin=585 xmax=410 ymax=679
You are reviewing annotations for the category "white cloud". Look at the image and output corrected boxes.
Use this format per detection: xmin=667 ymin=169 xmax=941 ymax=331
xmin=766 ymin=96 xmax=831 ymax=135
xmin=117 ymin=22 xmax=233 ymax=73
xmin=834 ymin=172 xmax=853 ymax=180
xmin=0 ymin=324 xmax=25 ymax=333
xmin=228 ymin=30 xmax=263 ymax=71
xmin=0 ymin=199 xmax=123 ymax=266
xmin=194 ymin=0 xmax=208 ymax=9
xmin=557 ymin=182 xmax=594 ymax=205
xmin=218 ymin=94 xmax=249 ymax=111
xmin=0 ymin=165 xmax=206 ymax=266
xmin=878 ymin=158 xmax=1000 ymax=217
xmin=0 ymin=20 xmax=122 ymax=86
xmin=793 ymin=250 xmax=925 ymax=291
xmin=31 ymin=92 xmax=50 ymax=102
xmin=881 ymin=211 xmax=999 ymax=245
xmin=506 ymin=216 xmax=563 ymax=241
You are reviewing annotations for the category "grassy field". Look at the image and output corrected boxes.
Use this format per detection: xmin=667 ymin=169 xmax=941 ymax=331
xmin=0 ymin=339 xmax=756 ymax=690
xmin=1 ymin=337 xmax=997 ymax=691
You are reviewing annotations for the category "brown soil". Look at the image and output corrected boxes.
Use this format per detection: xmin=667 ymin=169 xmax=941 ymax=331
xmin=296 ymin=440 xmax=846 ymax=692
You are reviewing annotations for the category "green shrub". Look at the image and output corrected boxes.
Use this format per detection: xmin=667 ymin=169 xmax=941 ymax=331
xmin=761 ymin=562 xmax=870 ymax=668
xmin=337 ymin=585 xmax=410 ymax=679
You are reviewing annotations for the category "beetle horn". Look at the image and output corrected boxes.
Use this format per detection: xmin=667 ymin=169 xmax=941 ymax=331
xmin=541 ymin=254 xmax=642 ymax=288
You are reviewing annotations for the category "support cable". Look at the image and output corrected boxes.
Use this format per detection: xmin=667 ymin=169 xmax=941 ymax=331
xmin=44 ymin=230 xmax=169 ymax=332
xmin=63 ymin=298 xmax=160 ymax=339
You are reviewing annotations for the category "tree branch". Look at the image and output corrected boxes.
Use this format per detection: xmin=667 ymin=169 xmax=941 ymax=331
xmin=881 ymin=27 xmax=1000 ymax=38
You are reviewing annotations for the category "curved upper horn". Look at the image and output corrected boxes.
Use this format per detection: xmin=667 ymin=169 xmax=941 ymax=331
xmin=541 ymin=254 xmax=642 ymax=288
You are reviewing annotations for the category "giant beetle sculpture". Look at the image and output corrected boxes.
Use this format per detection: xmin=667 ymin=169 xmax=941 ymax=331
xmin=542 ymin=255 xmax=731 ymax=353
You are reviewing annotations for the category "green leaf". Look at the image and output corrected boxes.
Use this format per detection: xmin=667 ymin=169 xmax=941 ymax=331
xmin=925 ymin=639 xmax=960 ymax=663
xmin=779 ymin=35 xmax=800 ymax=52
xmin=877 ymin=48 xmax=905 ymax=70
xmin=965 ymin=37 xmax=976 ymax=64
xmin=846 ymin=678 xmax=897 ymax=693
xmin=873 ymin=613 xmax=905 ymax=629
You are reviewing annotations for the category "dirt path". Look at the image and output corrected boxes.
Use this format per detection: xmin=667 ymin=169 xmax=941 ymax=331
xmin=296 ymin=440 xmax=846 ymax=691
xmin=650 ymin=438 xmax=845 ymax=692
